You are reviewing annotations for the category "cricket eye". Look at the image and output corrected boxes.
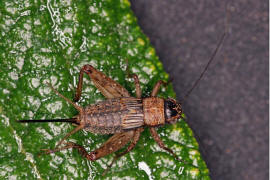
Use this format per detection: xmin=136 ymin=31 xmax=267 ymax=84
xmin=164 ymin=98 xmax=182 ymax=124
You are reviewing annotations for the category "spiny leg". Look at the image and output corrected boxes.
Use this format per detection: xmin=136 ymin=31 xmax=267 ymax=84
xmin=41 ymin=130 xmax=136 ymax=162
xmin=39 ymin=142 xmax=92 ymax=160
xmin=102 ymin=127 xmax=144 ymax=176
xmin=39 ymin=141 xmax=99 ymax=161
xmin=41 ymin=131 xmax=136 ymax=166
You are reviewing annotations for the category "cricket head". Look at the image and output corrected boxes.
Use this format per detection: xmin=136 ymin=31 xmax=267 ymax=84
xmin=164 ymin=98 xmax=182 ymax=124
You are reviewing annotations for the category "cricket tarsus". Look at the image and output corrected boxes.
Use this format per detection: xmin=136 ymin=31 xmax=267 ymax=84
xmin=183 ymin=31 xmax=227 ymax=101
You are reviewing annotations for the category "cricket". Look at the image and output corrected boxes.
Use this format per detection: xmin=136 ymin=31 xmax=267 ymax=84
xmin=18 ymin=32 xmax=226 ymax=175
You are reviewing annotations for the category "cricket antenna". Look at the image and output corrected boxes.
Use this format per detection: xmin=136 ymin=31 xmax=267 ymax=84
xmin=182 ymin=10 xmax=229 ymax=102
xmin=17 ymin=118 xmax=79 ymax=124
xmin=182 ymin=32 xmax=226 ymax=102
xmin=182 ymin=8 xmax=229 ymax=102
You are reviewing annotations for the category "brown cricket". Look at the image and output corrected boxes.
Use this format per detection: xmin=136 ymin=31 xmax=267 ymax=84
xmin=19 ymin=65 xmax=184 ymax=174
xmin=18 ymin=32 xmax=226 ymax=175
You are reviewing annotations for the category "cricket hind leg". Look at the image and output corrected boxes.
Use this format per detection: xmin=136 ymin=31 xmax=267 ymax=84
xmin=39 ymin=142 xmax=93 ymax=160
xmin=102 ymin=127 xmax=144 ymax=176
xmin=40 ymin=130 xmax=136 ymax=162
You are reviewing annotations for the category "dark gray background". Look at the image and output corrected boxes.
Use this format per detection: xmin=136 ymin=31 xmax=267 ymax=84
xmin=130 ymin=1 xmax=268 ymax=180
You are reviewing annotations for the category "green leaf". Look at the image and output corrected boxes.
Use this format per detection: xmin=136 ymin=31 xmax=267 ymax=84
xmin=0 ymin=0 xmax=210 ymax=179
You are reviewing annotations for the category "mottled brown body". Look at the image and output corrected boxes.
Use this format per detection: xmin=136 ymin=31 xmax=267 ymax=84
xmin=82 ymin=97 xmax=144 ymax=134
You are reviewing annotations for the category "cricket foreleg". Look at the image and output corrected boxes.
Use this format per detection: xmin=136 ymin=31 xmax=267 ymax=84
xmin=149 ymin=127 xmax=181 ymax=161
xmin=102 ymin=127 xmax=144 ymax=175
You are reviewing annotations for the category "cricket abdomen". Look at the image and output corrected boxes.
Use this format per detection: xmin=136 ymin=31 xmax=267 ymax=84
xmin=84 ymin=97 xmax=144 ymax=134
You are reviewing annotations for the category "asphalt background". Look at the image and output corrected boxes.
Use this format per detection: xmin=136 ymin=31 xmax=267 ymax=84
xmin=130 ymin=1 xmax=268 ymax=180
